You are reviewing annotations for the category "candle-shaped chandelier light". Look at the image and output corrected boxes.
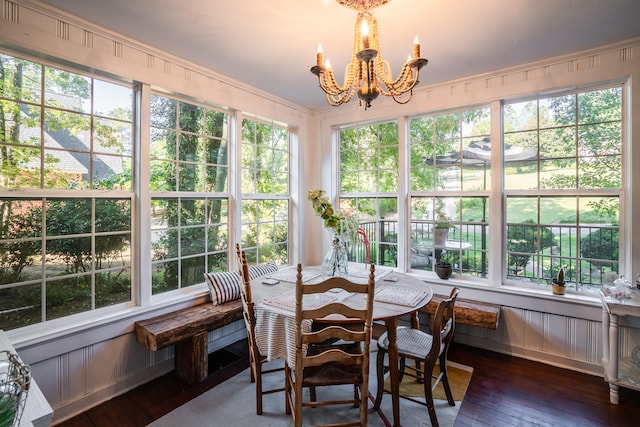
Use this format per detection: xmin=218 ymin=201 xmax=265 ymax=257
xmin=311 ymin=0 xmax=428 ymax=110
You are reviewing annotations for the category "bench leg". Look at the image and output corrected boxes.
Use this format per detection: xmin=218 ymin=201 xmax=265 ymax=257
xmin=175 ymin=331 xmax=208 ymax=385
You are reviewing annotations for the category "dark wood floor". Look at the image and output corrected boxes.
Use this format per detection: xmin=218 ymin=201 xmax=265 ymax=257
xmin=56 ymin=339 xmax=640 ymax=427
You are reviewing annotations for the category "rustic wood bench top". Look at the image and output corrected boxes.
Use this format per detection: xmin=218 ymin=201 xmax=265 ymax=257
xmin=420 ymin=294 xmax=501 ymax=329
xmin=135 ymin=299 xmax=243 ymax=351
xmin=134 ymin=299 xmax=244 ymax=385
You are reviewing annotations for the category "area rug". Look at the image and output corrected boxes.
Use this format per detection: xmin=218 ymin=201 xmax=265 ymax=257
xmin=382 ymin=361 xmax=473 ymax=401
xmin=149 ymin=349 xmax=472 ymax=427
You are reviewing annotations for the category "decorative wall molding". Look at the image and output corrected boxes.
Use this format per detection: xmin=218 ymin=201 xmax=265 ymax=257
xmin=56 ymin=19 xmax=69 ymax=40
xmin=81 ymin=29 xmax=92 ymax=48
xmin=113 ymin=40 xmax=122 ymax=58
xmin=2 ymin=0 xmax=19 ymax=23
xmin=2 ymin=0 xmax=309 ymax=122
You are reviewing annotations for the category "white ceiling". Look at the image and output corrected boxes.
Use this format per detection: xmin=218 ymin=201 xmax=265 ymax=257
xmin=36 ymin=0 xmax=640 ymax=110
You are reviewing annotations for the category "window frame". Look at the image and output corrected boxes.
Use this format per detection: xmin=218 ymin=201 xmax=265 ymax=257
xmin=501 ymin=84 xmax=624 ymax=292
xmin=331 ymin=82 xmax=627 ymax=296
xmin=0 ymin=51 xmax=136 ymax=330
xmin=238 ymin=115 xmax=292 ymax=266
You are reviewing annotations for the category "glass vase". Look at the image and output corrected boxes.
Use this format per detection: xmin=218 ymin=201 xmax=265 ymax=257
xmin=322 ymin=233 xmax=349 ymax=278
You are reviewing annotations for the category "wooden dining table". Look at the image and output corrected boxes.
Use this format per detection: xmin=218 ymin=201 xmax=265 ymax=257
xmin=251 ymin=263 xmax=433 ymax=427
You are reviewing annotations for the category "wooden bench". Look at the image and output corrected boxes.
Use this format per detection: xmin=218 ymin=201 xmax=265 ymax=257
xmin=420 ymin=294 xmax=501 ymax=329
xmin=135 ymin=299 xmax=244 ymax=385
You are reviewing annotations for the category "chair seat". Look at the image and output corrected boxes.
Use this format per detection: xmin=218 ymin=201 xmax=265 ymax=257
xmin=378 ymin=327 xmax=434 ymax=360
xmin=302 ymin=363 xmax=363 ymax=387
xmin=374 ymin=288 xmax=459 ymax=427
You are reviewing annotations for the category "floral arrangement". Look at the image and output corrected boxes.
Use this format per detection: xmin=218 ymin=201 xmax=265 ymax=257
xmin=307 ymin=189 xmax=358 ymax=241
xmin=434 ymin=202 xmax=456 ymax=230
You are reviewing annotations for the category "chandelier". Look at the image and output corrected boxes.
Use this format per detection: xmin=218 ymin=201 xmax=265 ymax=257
xmin=311 ymin=0 xmax=428 ymax=109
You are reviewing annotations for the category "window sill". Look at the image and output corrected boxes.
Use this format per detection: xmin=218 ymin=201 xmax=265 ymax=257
xmin=407 ymin=270 xmax=603 ymax=320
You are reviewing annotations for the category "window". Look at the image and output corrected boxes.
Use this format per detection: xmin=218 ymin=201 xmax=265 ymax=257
xmin=339 ymin=122 xmax=399 ymax=266
xmin=504 ymin=86 xmax=622 ymax=290
xmin=0 ymin=51 xmax=296 ymax=331
xmin=408 ymin=108 xmax=491 ymax=277
xmin=0 ymin=53 xmax=134 ymax=329
xmin=240 ymin=117 xmax=290 ymax=264
xmin=149 ymin=94 xmax=230 ymax=294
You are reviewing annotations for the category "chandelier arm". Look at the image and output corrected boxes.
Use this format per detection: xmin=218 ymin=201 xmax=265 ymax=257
xmin=317 ymin=60 xmax=359 ymax=95
xmin=374 ymin=59 xmax=420 ymax=96
xmin=316 ymin=66 xmax=359 ymax=105
xmin=391 ymin=90 xmax=415 ymax=104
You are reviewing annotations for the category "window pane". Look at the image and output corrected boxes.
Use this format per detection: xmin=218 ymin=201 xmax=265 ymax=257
xmin=44 ymin=67 xmax=91 ymax=113
xmin=410 ymin=196 xmax=487 ymax=277
xmin=150 ymin=95 xmax=228 ymax=200
xmin=96 ymin=268 xmax=131 ymax=308
xmin=150 ymin=196 xmax=228 ymax=292
xmin=339 ymin=196 xmax=398 ymax=267
xmin=0 ymin=283 xmax=42 ymax=330
xmin=150 ymin=95 xmax=177 ymax=128
xmin=0 ymin=54 xmax=41 ymax=103
xmin=240 ymin=198 xmax=289 ymax=264
xmin=411 ymin=108 xmax=490 ymax=194
xmin=240 ymin=118 xmax=290 ymax=265
xmin=93 ymin=80 xmax=133 ymax=120
xmin=505 ymin=192 xmax=619 ymax=290
xmin=241 ymin=119 xmax=289 ymax=195
xmin=339 ymin=122 xmax=399 ymax=194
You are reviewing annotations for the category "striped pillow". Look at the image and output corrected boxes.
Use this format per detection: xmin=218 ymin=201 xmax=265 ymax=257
xmin=204 ymin=271 xmax=242 ymax=306
xmin=248 ymin=261 xmax=279 ymax=280
xmin=204 ymin=262 xmax=278 ymax=306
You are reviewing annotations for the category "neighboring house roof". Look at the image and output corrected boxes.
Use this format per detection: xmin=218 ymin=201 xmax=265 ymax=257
xmin=19 ymin=99 xmax=124 ymax=180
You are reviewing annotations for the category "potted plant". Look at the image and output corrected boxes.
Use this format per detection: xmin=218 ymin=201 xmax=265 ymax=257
xmin=552 ymin=266 xmax=566 ymax=295
xmin=433 ymin=206 xmax=455 ymax=245
xmin=435 ymin=252 xmax=454 ymax=280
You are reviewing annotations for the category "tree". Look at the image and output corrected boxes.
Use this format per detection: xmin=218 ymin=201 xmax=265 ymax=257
xmin=24 ymin=199 xmax=130 ymax=274
xmin=507 ymin=219 xmax=555 ymax=275
xmin=580 ymin=228 xmax=619 ymax=272
xmin=542 ymin=88 xmax=622 ymax=213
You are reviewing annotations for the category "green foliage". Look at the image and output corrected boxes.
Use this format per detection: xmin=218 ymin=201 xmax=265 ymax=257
xmin=439 ymin=251 xmax=457 ymax=265
xmin=580 ymin=228 xmax=619 ymax=268
xmin=554 ymin=266 xmax=565 ymax=285
xmin=0 ymin=203 xmax=41 ymax=284
xmin=21 ymin=199 xmax=131 ymax=274
xmin=0 ymin=392 xmax=18 ymax=427
xmin=434 ymin=201 xmax=455 ymax=229
xmin=507 ymin=219 xmax=555 ymax=273
xmin=308 ymin=189 xmax=358 ymax=241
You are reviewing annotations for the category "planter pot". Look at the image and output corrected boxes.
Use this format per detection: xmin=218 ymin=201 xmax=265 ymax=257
xmin=552 ymin=281 xmax=566 ymax=295
xmin=435 ymin=262 xmax=452 ymax=280
xmin=434 ymin=228 xmax=449 ymax=245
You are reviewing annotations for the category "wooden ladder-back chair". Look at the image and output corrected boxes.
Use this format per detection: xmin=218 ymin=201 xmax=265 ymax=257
xmin=284 ymin=263 xmax=375 ymax=427
xmin=374 ymin=287 xmax=460 ymax=427
xmin=235 ymin=244 xmax=285 ymax=415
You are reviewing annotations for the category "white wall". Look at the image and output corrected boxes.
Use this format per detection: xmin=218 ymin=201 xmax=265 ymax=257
xmin=1 ymin=1 xmax=639 ymax=424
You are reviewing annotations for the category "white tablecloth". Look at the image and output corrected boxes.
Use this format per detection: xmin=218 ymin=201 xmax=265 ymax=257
xmin=253 ymin=264 xmax=394 ymax=365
